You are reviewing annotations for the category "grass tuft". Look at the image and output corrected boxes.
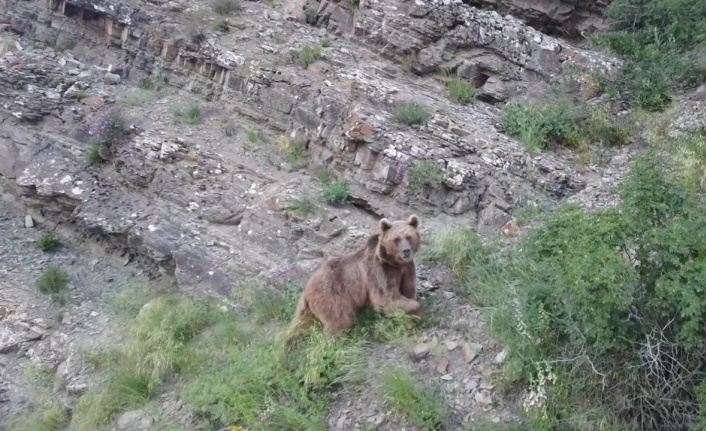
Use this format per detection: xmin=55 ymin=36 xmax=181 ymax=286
xmin=36 ymin=265 xmax=69 ymax=304
xmin=408 ymin=159 xmax=445 ymax=193
xmin=36 ymin=233 xmax=62 ymax=252
xmin=446 ymin=77 xmax=478 ymax=104
xmin=321 ymin=180 xmax=350 ymax=206
xmin=378 ymin=367 xmax=448 ymax=430
xmin=396 ymin=102 xmax=432 ymax=125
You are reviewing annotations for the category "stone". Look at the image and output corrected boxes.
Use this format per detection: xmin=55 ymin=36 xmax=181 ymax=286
xmin=494 ymin=348 xmax=509 ymax=364
xmin=462 ymin=342 xmax=483 ymax=363
xmin=103 ymin=72 xmax=121 ymax=85
xmin=117 ymin=410 xmax=153 ymax=430
xmin=24 ymin=215 xmax=33 ymax=228
xmin=413 ymin=342 xmax=432 ymax=358
xmin=436 ymin=357 xmax=449 ymax=374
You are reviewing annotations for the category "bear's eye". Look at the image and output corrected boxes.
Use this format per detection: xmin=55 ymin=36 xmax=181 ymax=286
xmin=394 ymin=237 xmax=401 ymax=243
xmin=405 ymin=235 xmax=411 ymax=242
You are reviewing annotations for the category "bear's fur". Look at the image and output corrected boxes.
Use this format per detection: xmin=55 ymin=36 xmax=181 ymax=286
xmin=285 ymin=215 xmax=422 ymax=339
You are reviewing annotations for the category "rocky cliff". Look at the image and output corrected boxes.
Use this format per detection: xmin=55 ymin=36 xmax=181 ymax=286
xmin=0 ymin=0 xmax=623 ymax=293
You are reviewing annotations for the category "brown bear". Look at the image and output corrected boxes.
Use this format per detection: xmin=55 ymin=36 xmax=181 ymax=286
xmin=285 ymin=215 xmax=422 ymax=339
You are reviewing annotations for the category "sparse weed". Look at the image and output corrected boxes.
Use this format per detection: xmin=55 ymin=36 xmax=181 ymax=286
xmin=5 ymin=395 xmax=70 ymax=431
xmin=297 ymin=43 xmax=322 ymax=68
xmin=215 ymin=18 xmax=230 ymax=32
xmin=320 ymin=38 xmax=331 ymax=48
xmin=312 ymin=166 xmax=332 ymax=183
xmin=396 ymin=102 xmax=432 ymax=125
xmin=36 ymin=265 xmax=69 ymax=304
xmin=349 ymin=0 xmax=360 ymax=7
xmin=173 ymin=104 xmax=203 ymax=125
xmin=290 ymin=195 xmax=317 ymax=217
xmin=420 ymin=224 xmax=487 ymax=277
xmin=321 ymin=180 xmax=350 ymax=206
xmin=446 ymin=77 xmax=478 ymax=104
xmin=408 ymin=159 xmax=445 ymax=193
xmin=212 ymin=0 xmax=240 ymax=15
xmin=378 ymin=368 xmax=448 ymax=430
xmin=86 ymin=144 xmax=102 ymax=166
xmin=246 ymin=130 xmax=268 ymax=143
xmin=279 ymin=135 xmax=309 ymax=167
xmin=305 ymin=7 xmax=317 ymax=25
xmin=36 ymin=232 xmax=61 ymax=252
xmin=118 ymin=88 xmax=155 ymax=107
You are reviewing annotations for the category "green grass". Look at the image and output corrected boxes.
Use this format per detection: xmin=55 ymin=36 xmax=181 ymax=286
xmin=378 ymin=368 xmax=448 ymax=430
xmin=500 ymin=99 xmax=632 ymax=152
xmin=173 ymin=104 xmax=203 ymax=125
xmin=420 ymin=224 xmax=488 ymax=277
xmin=36 ymin=265 xmax=69 ymax=304
xmin=36 ymin=232 xmax=61 ymax=252
xmin=297 ymin=43 xmax=322 ymax=68
xmin=85 ymin=144 xmax=102 ymax=166
xmin=118 ymin=88 xmax=155 ymax=107
xmin=408 ymin=159 xmax=445 ymax=193
xmin=305 ymin=7 xmax=317 ymax=25
xmin=321 ymin=180 xmax=350 ymax=205
xmin=396 ymin=102 xmax=432 ymax=125
xmin=446 ymin=78 xmax=478 ymax=104
xmin=67 ymin=279 xmax=430 ymax=431
xmin=590 ymin=0 xmax=706 ymax=111
xmin=312 ymin=166 xmax=332 ymax=183
xmin=279 ymin=135 xmax=309 ymax=167
xmin=289 ymin=195 xmax=317 ymax=217
xmin=246 ymin=130 xmax=268 ymax=143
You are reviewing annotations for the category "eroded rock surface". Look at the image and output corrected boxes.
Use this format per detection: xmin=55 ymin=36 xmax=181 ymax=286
xmin=0 ymin=0 xmax=626 ymax=294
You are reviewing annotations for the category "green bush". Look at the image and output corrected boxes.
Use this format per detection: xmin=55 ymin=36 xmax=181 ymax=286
xmin=446 ymin=78 xmax=478 ymax=104
xmin=321 ymin=180 xmax=350 ymax=205
xmin=408 ymin=159 xmax=445 ymax=193
xmin=428 ymin=141 xmax=706 ymax=430
xmin=396 ymin=102 xmax=432 ymax=125
xmin=500 ymin=99 xmax=631 ymax=152
xmin=592 ymin=0 xmax=706 ymax=111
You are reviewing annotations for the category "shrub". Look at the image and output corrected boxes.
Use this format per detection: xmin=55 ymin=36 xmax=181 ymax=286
xmin=246 ymin=130 xmax=268 ymax=143
xmin=431 ymin=142 xmax=706 ymax=430
xmin=37 ymin=265 xmax=69 ymax=304
xmin=215 ymin=18 xmax=230 ymax=32
xmin=85 ymin=144 xmax=102 ymax=166
xmin=321 ymin=180 xmax=350 ymax=205
xmin=592 ymin=0 xmax=706 ymax=111
xmin=408 ymin=159 xmax=445 ymax=193
xmin=396 ymin=102 xmax=431 ymax=125
xmin=36 ymin=233 xmax=61 ymax=252
xmin=289 ymin=196 xmax=317 ymax=217
xmin=279 ymin=135 xmax=308 ymax=167
xmin=305 ymin=7 xmax=317 ymax=25
xmin=298 ymin=43 xmax=322 ymax=68
xmin=500 ymin=99 xmax=631 ymax=152
xmin=446 ymin=77 xmax=478 ymax=104
xmin=173 ymin=104 xmax=203 ymax=125
xmin=90 ymin=108 xmax=127 ymax=147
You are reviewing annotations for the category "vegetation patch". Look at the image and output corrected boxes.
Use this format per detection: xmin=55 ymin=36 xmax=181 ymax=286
xmin=500 ymin=98 xmax=632 ymax=152
xmin=26 ymin=279 xmax=433 ymax=431
xmin=173 ymin=104 xmax=203 ymax=125
xmin=396 ymin=102 xmax=432 ymax=125
xmin=424 ymin=133 xmax=706 ymax=430
xmin=446 ymin=77 xmax=478 ymax=104
xmin=36 ymin=265 xmax=69 ymax=304
xmin=408 ymin=159 xmax=446 ymax=194
xmin=591 ymin=0 xmax=706 ymax=111
xmin=289 ymin=195 xmax=317 ymax=217
xmin=297 ymin=43 xmax=322 ymax=68
xmin=246 ymin=130 xmax=268 ymax=143
xmin=36 ymin=232 xmax=62 ymax=252
xmin=378 ymin=367 xmax=448 ymax=430
xmin=321 ymin=180 xmax=350 ymax=206
xmin=118 ymin=88 xmax=155 ymax=107
xmin=279 ymin=134 xmax=309 ymax=167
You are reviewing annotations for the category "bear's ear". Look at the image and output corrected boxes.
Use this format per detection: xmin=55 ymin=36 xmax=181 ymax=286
xmin=407 ymin=215 xmax=420 ymax=229
xmin=380 ymin=218 xmax=393 ymax=232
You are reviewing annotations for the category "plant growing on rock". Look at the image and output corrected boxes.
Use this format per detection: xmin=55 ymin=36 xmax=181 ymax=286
xmin=408 ymin=159 xmax=446 ymax=194
xmin=89 ymin=107 xmax=128 ymax=147
xmin=395 ymin=102 xmax=432 ymax=125
xmin=36 ymin=265 xmax=69 ymax=304
xmin=279 ymin=134 xmax=308 ymax=167
xmin=500 ymin=98 xmax=631 ymax=152
xmin=377 ymin=367 xmax=448 ymax=430
xmin=36 ymin=233 xmax=61 ymax=253
xmin=297 ymin=43 xmax=322 ymax=68
xmin=246 ymin=130 xmax=268 ymax=143
xmin=305 ymin=7 xmax=317 ymax=25
xmin=426 ymin=140 xmax=706 ymax=430
xmin=446 ymin=77 xmax=478 ymax=104
xmin=321 ymin=180 xmax=350 ymax=206
xmin=591 ymin=0 xmax=706 ymax=111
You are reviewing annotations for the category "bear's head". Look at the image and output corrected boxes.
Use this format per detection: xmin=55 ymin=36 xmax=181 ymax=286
xmin=377 ymin=215 xmax=421 ymax=266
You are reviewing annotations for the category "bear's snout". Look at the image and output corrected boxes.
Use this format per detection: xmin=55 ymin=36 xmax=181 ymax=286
xmin=403 ymin=248 xmax=411 ymax=258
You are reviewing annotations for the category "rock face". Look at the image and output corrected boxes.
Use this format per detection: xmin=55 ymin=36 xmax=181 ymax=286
xmin=0 ymin=0 xmax=621 ymax=294
xmin=464 ymin=0 xmax=610 ymax=37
